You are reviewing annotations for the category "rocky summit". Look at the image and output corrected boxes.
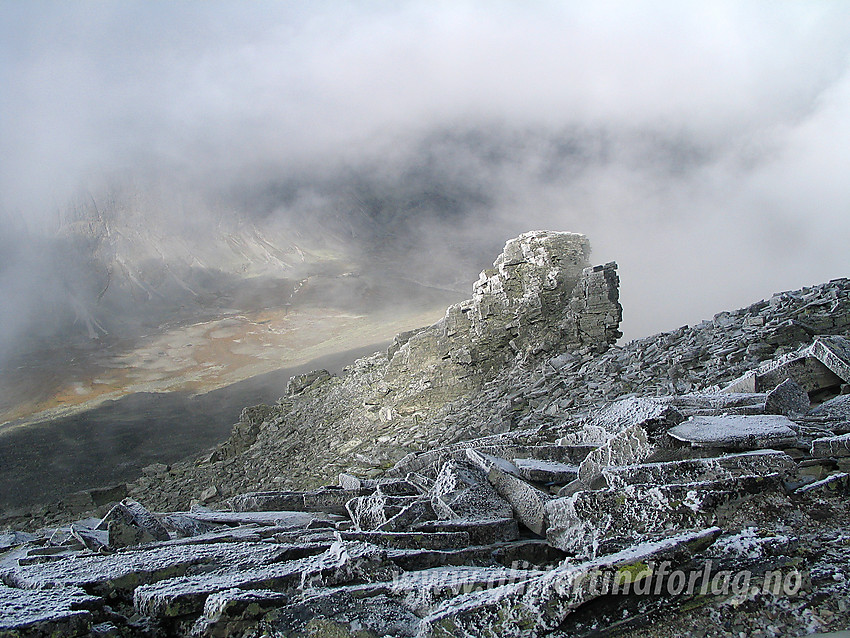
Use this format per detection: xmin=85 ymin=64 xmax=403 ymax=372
xmin=1 ymin=230 xmax=850 ymax=638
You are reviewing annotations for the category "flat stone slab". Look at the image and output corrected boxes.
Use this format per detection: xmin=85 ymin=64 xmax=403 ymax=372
xmin=185 ymin=510 xmax=340 ymax=527
xmin=602 ymin=450 xmax=796 ymax=488
xmin=667 ymin=415 xmax=797 ymax=450
xmin=811 ymin=432 xmax=850 ymax=458
xmin=231 ymin=487 xmax=379 ymax=515
xmin=0 ymin=583 xmax=101 ymax=636
xmin=337 ymin=531 xmax=471 ymax=550
xmin=2 ymin=541 xmax=287 ymax=594
xmin=512 ymin=458 xmax=578 ymax=484
xmin=411 ymin=518 xmax=519 ymax=545
xmin=134 ymin=541 xmax=386 ymax=618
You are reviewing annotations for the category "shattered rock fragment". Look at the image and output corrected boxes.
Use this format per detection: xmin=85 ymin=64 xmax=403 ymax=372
xmin=570 ymin=422 xmax=653 ymax=492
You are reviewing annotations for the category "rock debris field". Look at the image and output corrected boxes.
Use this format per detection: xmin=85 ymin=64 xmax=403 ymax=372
xmin=1 ymin=231 xmax=849 ymax=637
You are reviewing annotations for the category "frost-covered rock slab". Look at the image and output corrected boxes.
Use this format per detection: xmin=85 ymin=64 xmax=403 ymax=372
xmin=2 ymin=541 xmax=286 ymax=594
xmin=196 ymin=587 xmax=291 ymax=637
xmin=722 ymin=335 xmax=850 ymax=395
xmin=160 ymin=512 xmax=221 ymax=538
xmin=587 ymin=396 xmax=683 ymax=434
xmin=185 ymin=510 xmax=339 ymax=527
xmin=419 ymin=528 xmax=720 ymax=637
xmin=0 ymin=583 xmax=101 ymax=637
xmin=0 ymin=532 xmax=36 ymax=552
xmin=601 ymin=450 xmax=796 ymax=488
xmin=810 ymin=432 xmax=850 ymax=458
xmin=95 ymin=498 xmax=170 ymax=548
xmin=231 ymin=486 xmax=388 ymax=514
xmin=354 ymin=565 xmax=545 ymax=616
xmin=667 ymin=415 xmax=797 ymax=450
xmin=269 ymin=589 xmax=420 ymax=638
xmin=667 ymin=393 xmax=768 ymax=416
xmin=545 ymin=476 xmax=778 ymax=556
xmin=512 ymin=458 xmax=578 ymax=484
xmin=337 ymin=531 xmax=471 ymax=550
xmin=377 ymin=499 xmax=437 ymax=533
xmin=809 ymin=335 xmax=850 ymax=383
xmin=810 ymin=393 xmax=850 ymax=421
xmin=411 ymin=518 xmax=519 ymax=545
xmin=134 ymin=541 xmax=387 ymax=618
xmin=795 ymin=472 xmax=850 ymax=495
xmin=347 ymin=493 xmax=423 ymax=531
xmin=390 ymin=441 xmax=595 ymax=479
xmin=485 ymin=466 xmax=552 ymax=536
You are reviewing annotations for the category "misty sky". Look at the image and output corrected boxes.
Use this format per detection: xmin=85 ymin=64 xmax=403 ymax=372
xmin=2 ymin=0 xmax=850 ymax=343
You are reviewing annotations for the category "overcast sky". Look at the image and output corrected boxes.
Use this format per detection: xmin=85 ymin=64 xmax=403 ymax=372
xmin=1 ymin=0 xmax=850 ymax=341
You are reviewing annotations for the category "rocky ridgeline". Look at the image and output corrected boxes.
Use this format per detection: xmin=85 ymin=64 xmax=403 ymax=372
xmin=2 ymin=231 xmax=850 ymax=637
xmin=123 ymin=231 xmax=623 ymax=512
